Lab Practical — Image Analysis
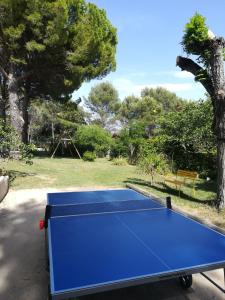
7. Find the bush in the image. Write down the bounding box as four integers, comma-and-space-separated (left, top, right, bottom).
138, 151, 169, 185
75, 125, 113, 157
0, 120, 35, 164
112, 157, 128, 166
82, 151, 96, 162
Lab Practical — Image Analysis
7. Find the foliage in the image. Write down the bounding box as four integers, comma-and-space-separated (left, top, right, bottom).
0, 0, 117, 94
160, 100, 215, 152
18, 143, 36, 164
158, 99, 216, 177
113, 121, 148, 164
141, 87, 185, 113
29, 99, 86, 146
82, 151, 96, 162
84, 82, 120, 129
111, 157, 128, 166
182, 13, 212, 67
75, 125, 113, 156
0, 0, 117, 141
119, 88, 185, 125
138, 151, 168, 185
0, 120, 14, 157
0, 119, 35, 163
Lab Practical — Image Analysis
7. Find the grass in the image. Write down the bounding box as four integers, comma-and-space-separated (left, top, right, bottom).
1, 157, 150, 190
126, 177, 225, 229
1, 157, 225, 228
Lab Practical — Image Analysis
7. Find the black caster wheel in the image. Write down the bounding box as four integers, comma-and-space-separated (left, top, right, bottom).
179, 275, 193, 289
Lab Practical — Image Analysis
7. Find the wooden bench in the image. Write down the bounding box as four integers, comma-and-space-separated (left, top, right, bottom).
164, 170, 198, 197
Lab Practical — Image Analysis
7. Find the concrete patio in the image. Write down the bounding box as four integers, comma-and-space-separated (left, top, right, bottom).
0, 188, 224, 300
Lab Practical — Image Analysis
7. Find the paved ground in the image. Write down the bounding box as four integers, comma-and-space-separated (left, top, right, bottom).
0, 187, 224, 300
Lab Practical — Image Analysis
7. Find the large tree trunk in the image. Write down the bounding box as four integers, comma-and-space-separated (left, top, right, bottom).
0, 97, 6, 120
210, 38, 225, 208
8, 70, 24, 142
217, 140, 225, 208
0, 78, 7, 120
21, 83, 31, 144
21, 96, 29, 144
176, 37, 225, 208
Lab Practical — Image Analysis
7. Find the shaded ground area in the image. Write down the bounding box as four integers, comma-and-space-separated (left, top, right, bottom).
0, 188, 224, 300
125, 177, 225, 229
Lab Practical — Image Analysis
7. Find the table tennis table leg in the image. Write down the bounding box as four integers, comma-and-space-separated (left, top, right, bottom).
200, 269, 225, 293
224, 268, 225, 290
47, 284, 52, 300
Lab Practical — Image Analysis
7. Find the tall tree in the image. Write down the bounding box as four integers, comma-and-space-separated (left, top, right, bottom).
0, 0, 117, 142
29, 99, 86, 144
119, 88, 185, 125
176, 13, 225, 207
84, 82, 120, 129
141, 87, 184, 113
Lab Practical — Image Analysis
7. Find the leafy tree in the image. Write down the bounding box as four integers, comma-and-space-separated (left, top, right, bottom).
84, 82, 120, 129
0, 119, 35, 163
176, 13, 225, 207
158, 99, 216, 177
113, 121, 147, 164
0, 0, 117, 142
119, 95, 162, 126
138, 150, 168, 185
141, 87, 185, 113
0, 120, 15, 157
29, 99, 86, 145
119, 88, 185, 126
75, 124, 113, 156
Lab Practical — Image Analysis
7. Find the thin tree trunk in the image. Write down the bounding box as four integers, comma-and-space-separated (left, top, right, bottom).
8, 70, 24, 142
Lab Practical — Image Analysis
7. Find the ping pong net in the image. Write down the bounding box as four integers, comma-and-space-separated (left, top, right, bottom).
40, 199, 165, 230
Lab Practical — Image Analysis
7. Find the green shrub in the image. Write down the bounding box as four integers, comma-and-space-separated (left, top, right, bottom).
82, 151, 96, 162
0, 120, 35, 164
75, 125, 113, 157
19, 143, 36, 165
112, 157, 128, 166
138, 152, 169, 185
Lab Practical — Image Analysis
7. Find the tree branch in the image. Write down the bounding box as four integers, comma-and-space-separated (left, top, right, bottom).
176, 56, 214, 97
0, 65, 8, 79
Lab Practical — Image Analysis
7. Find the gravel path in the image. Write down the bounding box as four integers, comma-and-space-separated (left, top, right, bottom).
0, 187, 224, 300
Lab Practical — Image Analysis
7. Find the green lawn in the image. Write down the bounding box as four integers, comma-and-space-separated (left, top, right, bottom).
2, 157, 150, 189
2, 157, 225, 228
126, 179, 225, 229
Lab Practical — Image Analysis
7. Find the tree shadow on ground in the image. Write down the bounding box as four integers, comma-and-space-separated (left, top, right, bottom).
0, 200, 47, 300
124, 178, 214, 206
7, 170, 36, 184
195, 180, 216, 193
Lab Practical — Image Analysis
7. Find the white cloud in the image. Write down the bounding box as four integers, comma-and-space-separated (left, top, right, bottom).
173, 71, 194, 79
112, 78, 194, 99
154, 70, 194, 79
129, 72, 147, 78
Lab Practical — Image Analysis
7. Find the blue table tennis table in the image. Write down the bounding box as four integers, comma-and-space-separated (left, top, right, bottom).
42, 188, 225, 299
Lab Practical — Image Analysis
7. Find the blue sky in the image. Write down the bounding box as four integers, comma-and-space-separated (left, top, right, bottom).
73, 0, 225, 101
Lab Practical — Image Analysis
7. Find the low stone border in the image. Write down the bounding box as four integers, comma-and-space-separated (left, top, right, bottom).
126, 183, 225, 236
